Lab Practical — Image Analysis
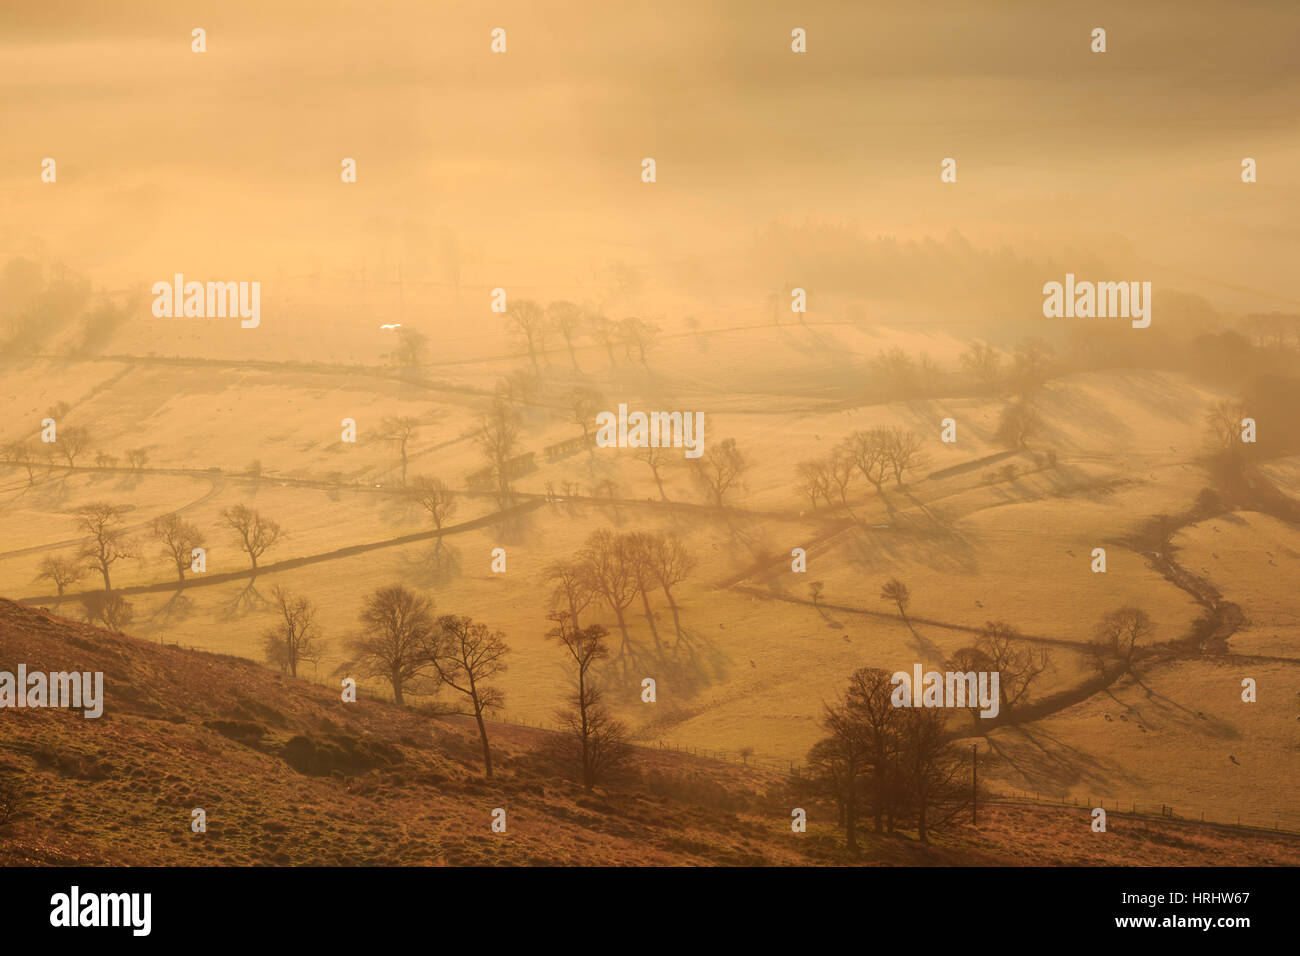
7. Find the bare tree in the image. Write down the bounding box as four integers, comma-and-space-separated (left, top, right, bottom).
795, 457, 832, 511
690, 437, 747, 508
474, 398, 521, 501
945, 646, 998, 722
976, 621, 1049, 713
347, 585, 436, 706
895, 706, 967, 843
994, 402, 1039, 449
55, 425, 90, 467
426, 615, 509, 777
566, 387, 604, 443
843, 667, 906, 835
4, 441, 39, 485
644, 530, 696, 629
960, 341, 1002, 387
506, 299, 546, 370
35, 555, 83, 600
39, 444, 58, 478
618, 317, 660, 367
802, 738, 850, 829
1094, 606, 1154, 666
589, 313, 620, 366
410, 474, 458, 532
873, 347, 916, 395
548, 300, 585, 369
94, 451, 118, 469
811, 667, 966, 847
634, 444, 671, 501
578, 529, 639, 655
621, 532, 666, 650
841, 429, 891, 494
880, 578, 910, 618
263, 586, 324, 678
826, 447, 857, 518
380, 416, 419, 487
812, 668, 905, 850
220, 504, 283, 572
125, 447, 149, 470
71, 502, 134, 591
546, 558, 597, 629
1205, 398, 1248, 453
884, 428, 926, 486
547, 612, 630, 791
392, 327, 428, 368
152, 513, 205, 584
811, 699, 869, 851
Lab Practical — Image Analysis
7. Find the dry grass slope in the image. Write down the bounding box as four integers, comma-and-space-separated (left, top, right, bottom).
1, 599, 1296, 866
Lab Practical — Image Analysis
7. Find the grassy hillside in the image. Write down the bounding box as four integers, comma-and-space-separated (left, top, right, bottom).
2, 599, 1297, 866
3, 325, 1298, 855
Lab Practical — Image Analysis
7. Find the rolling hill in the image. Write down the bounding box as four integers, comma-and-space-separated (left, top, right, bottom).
1, 598, 1296, 866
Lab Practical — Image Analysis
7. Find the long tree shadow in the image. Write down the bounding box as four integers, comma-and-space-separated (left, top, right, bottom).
222, 578, 271, 618
1128, 670, 1241, 740
810, 599, 845, 629
496, 505, 539, 546
114, 470, 147, 493
901, 614, 946, 661
402, 540, 463, 589
987, 723, 1132, 796
842, 519, 981, 577
150, 590, 197, 627
31, 474, 75, 510
559, 493, 588, 520
607, 623, 729, 699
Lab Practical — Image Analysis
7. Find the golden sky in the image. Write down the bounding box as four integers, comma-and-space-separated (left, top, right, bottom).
2, 0, 1297, 310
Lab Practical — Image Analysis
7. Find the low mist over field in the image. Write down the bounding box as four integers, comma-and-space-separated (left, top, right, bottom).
1, 0, 1298, 870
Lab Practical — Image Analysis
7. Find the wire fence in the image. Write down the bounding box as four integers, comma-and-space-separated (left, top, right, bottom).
140, 676, 1299, 837
985, 787, 1300, 837
485, 711, 1300, 836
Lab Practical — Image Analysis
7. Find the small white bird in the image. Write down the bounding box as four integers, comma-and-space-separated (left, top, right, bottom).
380, 323, 402, 330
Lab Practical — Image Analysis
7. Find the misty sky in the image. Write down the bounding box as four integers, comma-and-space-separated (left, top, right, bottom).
2, 0, 1297, 311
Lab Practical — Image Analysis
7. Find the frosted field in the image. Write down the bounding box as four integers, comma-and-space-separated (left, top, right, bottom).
975, 658, 1300, 831
2, 324, 1297, 791
1173, 511, 1300, 660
